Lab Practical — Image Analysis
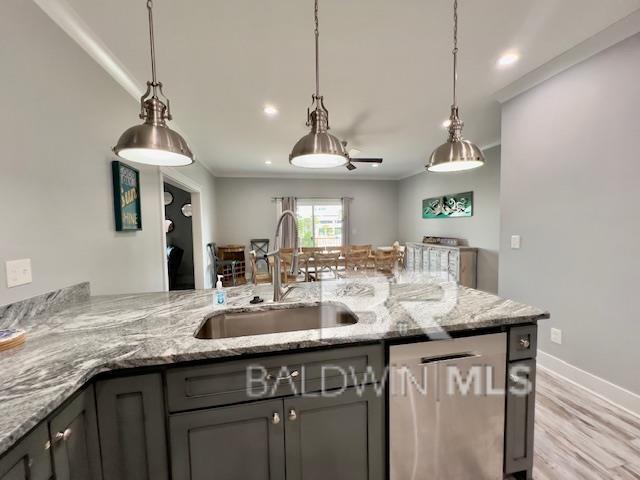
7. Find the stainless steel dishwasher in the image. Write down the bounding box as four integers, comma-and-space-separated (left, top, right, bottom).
389, 333, 506, 480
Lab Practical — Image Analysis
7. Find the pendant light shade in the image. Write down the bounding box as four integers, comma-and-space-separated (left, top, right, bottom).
113, 0, 193, 167
290, 100, 348, 168
290, 0, 348, 169
427, 0, 484, 173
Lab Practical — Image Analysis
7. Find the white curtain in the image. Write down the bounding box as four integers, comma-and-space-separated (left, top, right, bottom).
342, 197, 351, 246
275, 197, 297, 248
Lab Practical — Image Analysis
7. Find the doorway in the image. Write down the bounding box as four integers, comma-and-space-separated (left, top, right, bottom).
159, 167, 206, 291
164, 183, 194, 290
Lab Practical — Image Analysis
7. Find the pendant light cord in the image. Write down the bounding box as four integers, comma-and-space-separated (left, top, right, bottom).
314, 0, 320, 99
147, 0, 158, 97
452, 0, 458, 108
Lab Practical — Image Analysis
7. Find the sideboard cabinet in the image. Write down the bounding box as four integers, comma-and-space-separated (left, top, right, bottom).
404, 242, 478, 288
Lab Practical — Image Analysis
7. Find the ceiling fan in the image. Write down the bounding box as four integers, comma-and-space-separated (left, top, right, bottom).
341, 141, 383, 171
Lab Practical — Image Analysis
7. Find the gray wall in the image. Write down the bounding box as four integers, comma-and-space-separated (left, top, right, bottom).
500, 34, 640, 394
214, 177, 399, 249
397, 147, 501, 293
0, 0, 216, 305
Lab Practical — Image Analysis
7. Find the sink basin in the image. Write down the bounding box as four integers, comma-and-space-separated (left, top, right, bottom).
195, 304, 358, 339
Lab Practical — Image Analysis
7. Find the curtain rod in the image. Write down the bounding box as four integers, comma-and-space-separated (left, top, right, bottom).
271, 196, 353, 200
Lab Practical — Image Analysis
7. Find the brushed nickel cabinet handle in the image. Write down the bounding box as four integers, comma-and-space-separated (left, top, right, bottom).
288, 409, 297, 421
272, 412, 281, 425
54, 428, 72, 444
519, 338, 531, 349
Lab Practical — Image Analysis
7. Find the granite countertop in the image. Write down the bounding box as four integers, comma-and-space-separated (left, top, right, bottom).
0, 273, 548, 456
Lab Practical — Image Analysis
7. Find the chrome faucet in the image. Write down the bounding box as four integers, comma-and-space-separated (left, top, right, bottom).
267, 210, 300, 302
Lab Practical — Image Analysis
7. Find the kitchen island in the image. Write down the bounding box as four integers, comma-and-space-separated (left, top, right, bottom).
0, 273, 548, 480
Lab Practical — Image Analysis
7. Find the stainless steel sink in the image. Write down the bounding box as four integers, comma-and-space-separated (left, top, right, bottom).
195, 304, 358, 339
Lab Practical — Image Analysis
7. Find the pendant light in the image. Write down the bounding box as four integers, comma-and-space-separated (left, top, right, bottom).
113, 0, 193, 167
289, 0, 348, 169
427, 0, 484, 173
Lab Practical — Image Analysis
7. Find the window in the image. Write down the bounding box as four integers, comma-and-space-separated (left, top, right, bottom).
296, 199, 343, 248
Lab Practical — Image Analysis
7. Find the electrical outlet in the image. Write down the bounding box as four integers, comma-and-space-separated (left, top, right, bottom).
550, 328, 562, 345
6, 259, 32, 288
511, 235, 521, 249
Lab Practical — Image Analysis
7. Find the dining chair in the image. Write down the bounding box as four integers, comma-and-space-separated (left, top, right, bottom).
311, 251, 341, 280
279, 248, 305, 283
344, 249, 370, 276
374, 250, 398, 276
249, 239, 270, 272
249, 250, 271, 285
206, 243, 237, 286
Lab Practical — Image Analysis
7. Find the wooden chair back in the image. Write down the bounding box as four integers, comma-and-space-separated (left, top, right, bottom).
349, 244, 372, 255
312, 251, 341, 279
249, 250, 271, 285
345, 250, 370, 273
374, 250, 397, 274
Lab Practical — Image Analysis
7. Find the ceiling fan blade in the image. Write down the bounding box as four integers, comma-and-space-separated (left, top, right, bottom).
350, 158, 383, 164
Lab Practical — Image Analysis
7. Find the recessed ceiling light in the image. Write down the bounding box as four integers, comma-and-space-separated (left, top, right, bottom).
265, 160, 272, 165
497, 51, 520, 68
442, 119, 451, 128
263, 104, 278, 117
371, 163, 379, 168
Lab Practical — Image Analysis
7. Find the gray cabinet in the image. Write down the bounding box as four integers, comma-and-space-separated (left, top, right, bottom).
284, 386, 384, 480
49, 387, 102, 480
505, 322, 537, 480
96, 374, 169, 480
170, 399, 286, 480
0, 424, 51, 480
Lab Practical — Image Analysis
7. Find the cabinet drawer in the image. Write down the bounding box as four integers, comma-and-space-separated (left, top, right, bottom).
0, 424, 51, 480
508, 325, 537, 361
166, 344, 384, 412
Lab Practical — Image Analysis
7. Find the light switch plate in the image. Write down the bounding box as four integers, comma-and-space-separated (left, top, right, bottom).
6, 259, 32, 288
511, 235, 521, 249
550, 328, 562, 345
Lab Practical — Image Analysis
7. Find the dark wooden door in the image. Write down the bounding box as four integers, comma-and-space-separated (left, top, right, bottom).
49, 387, 102, 480
96, 374, 169, 480
170, 399, 285, 480
284, 386, 384, 480
505, 359, 537, 476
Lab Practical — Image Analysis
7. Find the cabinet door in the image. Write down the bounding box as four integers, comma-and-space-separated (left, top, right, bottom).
284, 386, 384, 480
50, 387, 102, 480
170, 400, 285, 480
505, 359, 536, 476
0, 424, 51, 480
96, 374, 169, 480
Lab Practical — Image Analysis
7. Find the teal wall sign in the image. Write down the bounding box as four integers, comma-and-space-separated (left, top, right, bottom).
422, 191, 473, 219
112, 161, 142, 231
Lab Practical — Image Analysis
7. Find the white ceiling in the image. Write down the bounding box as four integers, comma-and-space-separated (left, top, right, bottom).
43, 0, 640, 179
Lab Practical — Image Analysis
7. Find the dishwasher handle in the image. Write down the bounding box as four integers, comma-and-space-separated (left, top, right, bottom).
420, 352, 480, 365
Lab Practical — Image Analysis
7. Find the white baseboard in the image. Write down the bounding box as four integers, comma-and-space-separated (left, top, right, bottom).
537, 350, 640, 419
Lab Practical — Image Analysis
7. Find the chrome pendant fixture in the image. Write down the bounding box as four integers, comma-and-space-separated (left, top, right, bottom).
113, 0, 193, 167
289, 0, 348, 169
427, 0, 484, 173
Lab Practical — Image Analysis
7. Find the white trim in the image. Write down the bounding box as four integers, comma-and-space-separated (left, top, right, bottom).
537, 350, 640, 419
160, 167, 207, 291
494, 8, 640, 103
33, 0, 141, 99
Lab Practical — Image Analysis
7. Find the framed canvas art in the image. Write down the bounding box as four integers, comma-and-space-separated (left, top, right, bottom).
422, 191, 473, 219
112, 161, 142, 231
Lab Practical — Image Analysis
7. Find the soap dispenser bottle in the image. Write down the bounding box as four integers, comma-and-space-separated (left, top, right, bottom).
215, 275, 226, 305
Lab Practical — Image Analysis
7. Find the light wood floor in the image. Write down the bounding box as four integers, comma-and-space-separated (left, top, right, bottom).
534, 369, 640, 479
